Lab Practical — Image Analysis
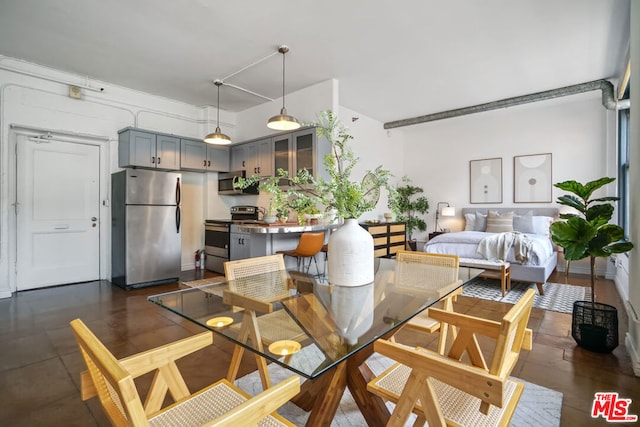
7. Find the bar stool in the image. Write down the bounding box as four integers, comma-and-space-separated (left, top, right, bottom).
277, 232, 325, 276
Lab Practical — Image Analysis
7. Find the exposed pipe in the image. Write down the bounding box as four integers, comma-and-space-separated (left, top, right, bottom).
384, 79, 616, 129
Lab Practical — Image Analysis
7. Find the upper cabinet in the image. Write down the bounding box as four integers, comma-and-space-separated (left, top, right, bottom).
180, 138, 229, 172
292, 127, 330, 180
231, 138, 273, 176
118, 129, 180, 170
231, 126, 328, 183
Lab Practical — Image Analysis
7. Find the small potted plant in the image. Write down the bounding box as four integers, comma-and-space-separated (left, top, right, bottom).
387, 176, 429, 250
550, 177, 633, 352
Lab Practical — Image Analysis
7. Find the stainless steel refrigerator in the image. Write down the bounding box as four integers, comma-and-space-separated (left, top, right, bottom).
111, 169, 181, 289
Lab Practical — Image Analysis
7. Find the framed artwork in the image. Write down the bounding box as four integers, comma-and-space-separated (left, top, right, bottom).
514, 153, 552, 203
469, 158, 502, 204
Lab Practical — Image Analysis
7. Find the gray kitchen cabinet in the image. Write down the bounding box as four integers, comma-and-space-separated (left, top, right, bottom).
180, 138, 207, 171
180, 139, 230, 172
293, 127, 330, 180
229, 231, 267, 260
207, 145, 230, 172
230, 138, 273, 176
118, 128, 180, 170
229, 232, 250, 260
230, 144, 247, 171
271, 126, 330, 183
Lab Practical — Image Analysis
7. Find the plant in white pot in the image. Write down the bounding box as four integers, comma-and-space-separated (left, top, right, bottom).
311, 110, 395, 286
549, 177, 633, 352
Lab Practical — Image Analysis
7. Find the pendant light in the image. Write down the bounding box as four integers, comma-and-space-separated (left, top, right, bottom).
204, 80, 232, 145
267, 45, 300, 131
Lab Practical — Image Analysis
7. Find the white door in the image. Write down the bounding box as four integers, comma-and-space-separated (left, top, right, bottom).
16, 136, 101, 290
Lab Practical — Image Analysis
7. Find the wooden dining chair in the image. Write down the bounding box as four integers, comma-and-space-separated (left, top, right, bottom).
224, 254, 307, 390
393, 250, 461, 354
70, 318, 300, 427
367, 288, 536, 427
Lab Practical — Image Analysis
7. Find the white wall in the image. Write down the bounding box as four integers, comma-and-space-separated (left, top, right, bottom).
399, 92, 609, 247
625, 0, 640, 376
0, 56, 236, 296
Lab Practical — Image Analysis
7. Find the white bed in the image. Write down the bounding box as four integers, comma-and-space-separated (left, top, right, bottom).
423, 207, 559, 286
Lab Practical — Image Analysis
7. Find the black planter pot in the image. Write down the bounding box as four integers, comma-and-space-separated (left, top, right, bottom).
407, 240, 417, 251
571, 300, 618, 353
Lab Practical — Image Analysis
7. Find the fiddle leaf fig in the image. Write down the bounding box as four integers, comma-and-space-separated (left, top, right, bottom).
549, 177, 633, 302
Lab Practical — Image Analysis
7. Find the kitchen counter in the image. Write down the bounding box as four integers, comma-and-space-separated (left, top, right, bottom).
231, 222, 339, 234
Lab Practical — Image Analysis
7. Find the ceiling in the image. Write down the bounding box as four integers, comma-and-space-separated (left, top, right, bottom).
0, 0, 630, 124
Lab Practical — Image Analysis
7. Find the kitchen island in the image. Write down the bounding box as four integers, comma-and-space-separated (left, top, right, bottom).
229, 222, 338, 271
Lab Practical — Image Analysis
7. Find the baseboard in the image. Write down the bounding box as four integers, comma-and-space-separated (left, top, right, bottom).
624, 333, 640, 376
0, 290, 12, 299
624, 300, 640, 377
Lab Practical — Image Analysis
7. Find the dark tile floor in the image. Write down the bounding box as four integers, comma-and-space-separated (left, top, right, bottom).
0, 269, 638, 426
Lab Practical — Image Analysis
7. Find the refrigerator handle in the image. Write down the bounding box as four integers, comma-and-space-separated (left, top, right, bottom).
176, 206, 181, 233
175, 178, 181, 205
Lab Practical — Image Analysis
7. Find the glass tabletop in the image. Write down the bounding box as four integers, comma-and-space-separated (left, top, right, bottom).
148, 258, 483, 379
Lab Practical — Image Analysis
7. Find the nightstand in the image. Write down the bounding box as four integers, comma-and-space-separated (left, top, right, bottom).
428, 231, 447, 240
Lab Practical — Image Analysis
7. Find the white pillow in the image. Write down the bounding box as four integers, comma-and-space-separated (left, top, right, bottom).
513, 211, 534, 233
474, 212, 488, 231
532, 216, 554, 236
464, 213, 476, 231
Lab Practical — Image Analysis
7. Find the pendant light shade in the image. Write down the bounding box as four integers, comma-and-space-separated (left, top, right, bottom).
267, 45, 300, 131
204, 80, 232, 145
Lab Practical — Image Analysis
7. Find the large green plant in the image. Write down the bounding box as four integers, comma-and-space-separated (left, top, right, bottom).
387, 176, 429, 240
313, 110, 395, 219
549, 177, 633, 301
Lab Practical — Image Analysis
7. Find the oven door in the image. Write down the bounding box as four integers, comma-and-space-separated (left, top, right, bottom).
205, 224, 229, 258
205, 224, 229, 273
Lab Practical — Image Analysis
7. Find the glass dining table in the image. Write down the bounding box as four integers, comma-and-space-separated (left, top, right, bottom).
148, 258, 483, 426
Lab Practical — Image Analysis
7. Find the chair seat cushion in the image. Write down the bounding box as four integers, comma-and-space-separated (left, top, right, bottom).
149, 379, 293, 427
369, 362, 523, 427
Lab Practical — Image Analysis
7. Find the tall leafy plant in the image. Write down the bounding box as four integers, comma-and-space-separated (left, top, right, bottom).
549, 177, 633, 302
387, 176, 429, 241
312, 110, 395, 219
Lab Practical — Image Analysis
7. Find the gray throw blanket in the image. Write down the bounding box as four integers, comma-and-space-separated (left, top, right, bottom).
477, 231, 533, 264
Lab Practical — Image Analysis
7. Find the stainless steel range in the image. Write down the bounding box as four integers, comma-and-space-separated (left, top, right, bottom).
204, 206, 260, 273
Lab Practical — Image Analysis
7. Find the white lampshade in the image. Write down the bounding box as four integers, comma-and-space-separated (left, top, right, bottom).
441, 206, 455, 217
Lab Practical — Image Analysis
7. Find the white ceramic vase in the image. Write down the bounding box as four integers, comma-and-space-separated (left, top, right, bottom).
327, 218, 374, 286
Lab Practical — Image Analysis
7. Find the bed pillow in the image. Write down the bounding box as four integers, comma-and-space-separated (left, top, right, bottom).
513, 211, 534, 233
474, 212, 487, 231
485, 211, 514, 233
532, 216, 554, 237
464, 213, 476, 231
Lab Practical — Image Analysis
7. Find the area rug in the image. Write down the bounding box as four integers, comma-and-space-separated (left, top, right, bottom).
235, 353, 563, 426
462, 277, 591, 314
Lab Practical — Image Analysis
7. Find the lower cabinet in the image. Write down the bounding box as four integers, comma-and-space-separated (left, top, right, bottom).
229, 232, 268, 261
360, 222, 406, 258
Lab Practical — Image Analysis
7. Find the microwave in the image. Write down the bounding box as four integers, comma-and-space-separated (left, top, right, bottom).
218, 170, 259, 195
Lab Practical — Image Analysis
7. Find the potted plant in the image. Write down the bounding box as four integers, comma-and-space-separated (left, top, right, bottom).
388, 176, 429, 250
311, 110, 395, 286
549, 177, 633, 352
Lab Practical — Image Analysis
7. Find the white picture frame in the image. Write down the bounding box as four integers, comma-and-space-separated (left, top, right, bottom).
514, 153, 552, 203
469, 158, 502, 204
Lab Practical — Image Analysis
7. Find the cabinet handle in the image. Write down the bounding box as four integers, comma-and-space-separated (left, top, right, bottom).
157, 157, 161, 164
152, 156, 155, 164
203, 160, 207, 167
208, 160, 211, 167
257, 167, 261, 174
242, 160, 245, 167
